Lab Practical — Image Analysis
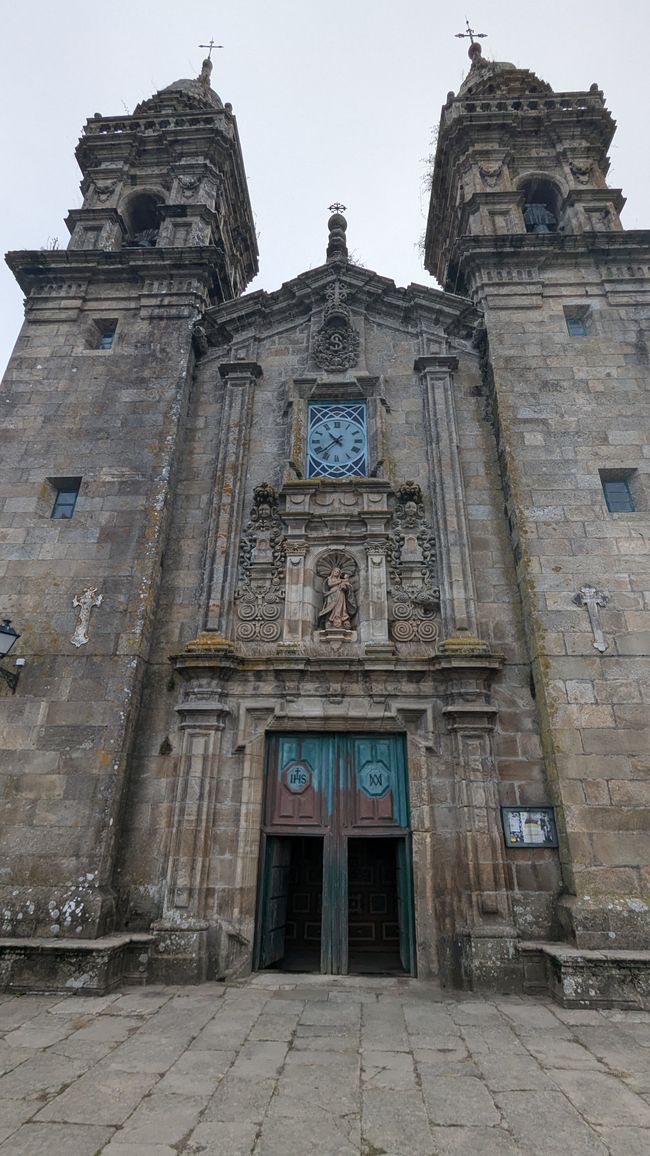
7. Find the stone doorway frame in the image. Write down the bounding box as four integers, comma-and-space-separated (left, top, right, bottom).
154, 641, 518, 991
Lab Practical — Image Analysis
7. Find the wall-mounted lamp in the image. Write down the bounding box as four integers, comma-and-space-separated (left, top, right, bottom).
0, 619, 21, 693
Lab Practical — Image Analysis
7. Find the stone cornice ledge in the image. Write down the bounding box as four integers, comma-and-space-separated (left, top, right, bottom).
431, 635, 504, 673
5, 246, 223, 293
171, 633, 504, 679
414, 355, 460, 373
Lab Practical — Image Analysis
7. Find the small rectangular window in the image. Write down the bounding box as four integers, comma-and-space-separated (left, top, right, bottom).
564, 304, 590, 336
49, 476, 82, 519
601, 478, 635, 513
566, 317, 586, 336
96, 320, 117, 350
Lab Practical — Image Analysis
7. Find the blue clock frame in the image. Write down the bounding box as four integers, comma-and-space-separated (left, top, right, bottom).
307, 401, 368, 479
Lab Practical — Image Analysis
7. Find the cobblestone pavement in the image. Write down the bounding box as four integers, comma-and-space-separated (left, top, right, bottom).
0, 974, 649, 1154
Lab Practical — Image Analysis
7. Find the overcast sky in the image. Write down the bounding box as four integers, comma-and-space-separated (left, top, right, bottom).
1, 0, 649, 373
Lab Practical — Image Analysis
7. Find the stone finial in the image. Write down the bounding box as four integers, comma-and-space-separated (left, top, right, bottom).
198, 57, 213, 91
326, 205, 349, 264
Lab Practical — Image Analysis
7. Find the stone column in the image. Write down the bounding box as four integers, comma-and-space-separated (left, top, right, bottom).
153, 650, 232, 983
440, 662, 519, 991
282, 541, 308, 644
204, 362, 261, 634
416, 355, 480, 642
365, 542, 390, 647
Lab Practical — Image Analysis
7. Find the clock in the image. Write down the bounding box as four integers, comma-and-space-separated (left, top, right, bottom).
307, 401, 368, 479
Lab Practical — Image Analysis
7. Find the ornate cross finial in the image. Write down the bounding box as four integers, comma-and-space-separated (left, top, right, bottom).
454, 18, 487, 45
199, 39, 224, 60
328, 202, 347, 215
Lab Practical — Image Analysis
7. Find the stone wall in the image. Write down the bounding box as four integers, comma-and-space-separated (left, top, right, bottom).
115, 271, 562, 982
472, 240, 650, 949
0, 270, 202, 938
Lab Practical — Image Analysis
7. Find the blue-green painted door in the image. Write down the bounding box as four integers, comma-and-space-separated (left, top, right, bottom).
259, 733, 415, 975
257, 835, 291, 968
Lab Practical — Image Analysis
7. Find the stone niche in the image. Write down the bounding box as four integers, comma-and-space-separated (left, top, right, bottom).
232, 476, 442, 655
280, 477, 392, 651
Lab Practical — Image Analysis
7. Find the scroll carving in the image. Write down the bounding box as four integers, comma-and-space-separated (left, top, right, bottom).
387, 482, 440, 643
234, 484, 286, 642
312, 280, 360, 372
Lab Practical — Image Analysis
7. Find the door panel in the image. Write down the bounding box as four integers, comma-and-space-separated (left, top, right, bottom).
265, 734, 335, 829
397, 837, 416, 973
259, 734, 415, 975
259, 837, 291, 967
348, 839, 401, 953
348, 736, 408, 829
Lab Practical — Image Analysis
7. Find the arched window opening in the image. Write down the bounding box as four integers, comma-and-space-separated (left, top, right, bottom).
520, 178, 560, 234
123, 194, 162, 248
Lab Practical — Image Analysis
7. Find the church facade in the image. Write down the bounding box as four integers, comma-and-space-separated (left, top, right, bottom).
0, 46, 648, 1003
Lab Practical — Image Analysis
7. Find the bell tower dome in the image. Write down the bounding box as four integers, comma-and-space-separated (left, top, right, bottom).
63, 55, 258, 302
425, 42, 625, 292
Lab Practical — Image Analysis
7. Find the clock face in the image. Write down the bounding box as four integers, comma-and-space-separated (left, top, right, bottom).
307, 402, 368, 479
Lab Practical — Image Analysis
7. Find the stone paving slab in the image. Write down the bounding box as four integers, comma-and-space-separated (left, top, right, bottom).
0, 976, 648, 1153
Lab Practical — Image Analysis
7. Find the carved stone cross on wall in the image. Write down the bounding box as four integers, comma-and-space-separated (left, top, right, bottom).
573, 585, 609, 653
71, 587, 103, 648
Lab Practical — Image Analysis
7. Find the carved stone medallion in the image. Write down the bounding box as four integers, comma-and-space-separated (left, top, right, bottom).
312, 280, 360, 372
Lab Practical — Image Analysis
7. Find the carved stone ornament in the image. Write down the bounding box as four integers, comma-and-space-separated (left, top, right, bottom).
573, 585, 609, 653
178, 175, 201, 199
71, 587, 103, 648
387, 482, 440, 644
91, 179, 118, 202
234, 485, 286, 642
569, 160, 593, 185
191, 321, 209, 356
312, 280, 360, 372
478, 161, 504, 188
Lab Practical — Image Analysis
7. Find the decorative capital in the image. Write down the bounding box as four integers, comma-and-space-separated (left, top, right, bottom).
414, 355, 459, 374
218, 362, 263, 382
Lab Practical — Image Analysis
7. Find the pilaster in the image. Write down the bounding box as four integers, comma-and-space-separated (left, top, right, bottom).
416, 355, 481, 642
204, 362, 262, 633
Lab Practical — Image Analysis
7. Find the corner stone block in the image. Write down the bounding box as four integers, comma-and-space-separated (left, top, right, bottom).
151, 921, 209, 984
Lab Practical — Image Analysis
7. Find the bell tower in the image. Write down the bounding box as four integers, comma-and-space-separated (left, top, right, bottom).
0, 58, 257, 947
425, 42, 650, 966
426, 41, 625, 293
63, 53, 257, 301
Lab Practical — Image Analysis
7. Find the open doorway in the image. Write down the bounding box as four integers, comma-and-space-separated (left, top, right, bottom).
258, 836, 323, 973
347, 838, 408, 975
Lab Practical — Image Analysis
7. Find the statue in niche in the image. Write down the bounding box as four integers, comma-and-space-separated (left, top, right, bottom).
319, 567, 355, 630
315, 552, 359, 639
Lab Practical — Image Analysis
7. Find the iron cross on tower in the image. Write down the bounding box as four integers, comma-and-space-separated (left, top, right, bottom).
199, 39, 224, 59
454, 18, 487, 46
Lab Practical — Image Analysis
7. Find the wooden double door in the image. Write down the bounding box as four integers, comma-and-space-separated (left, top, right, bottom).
255, 734, 415, 975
